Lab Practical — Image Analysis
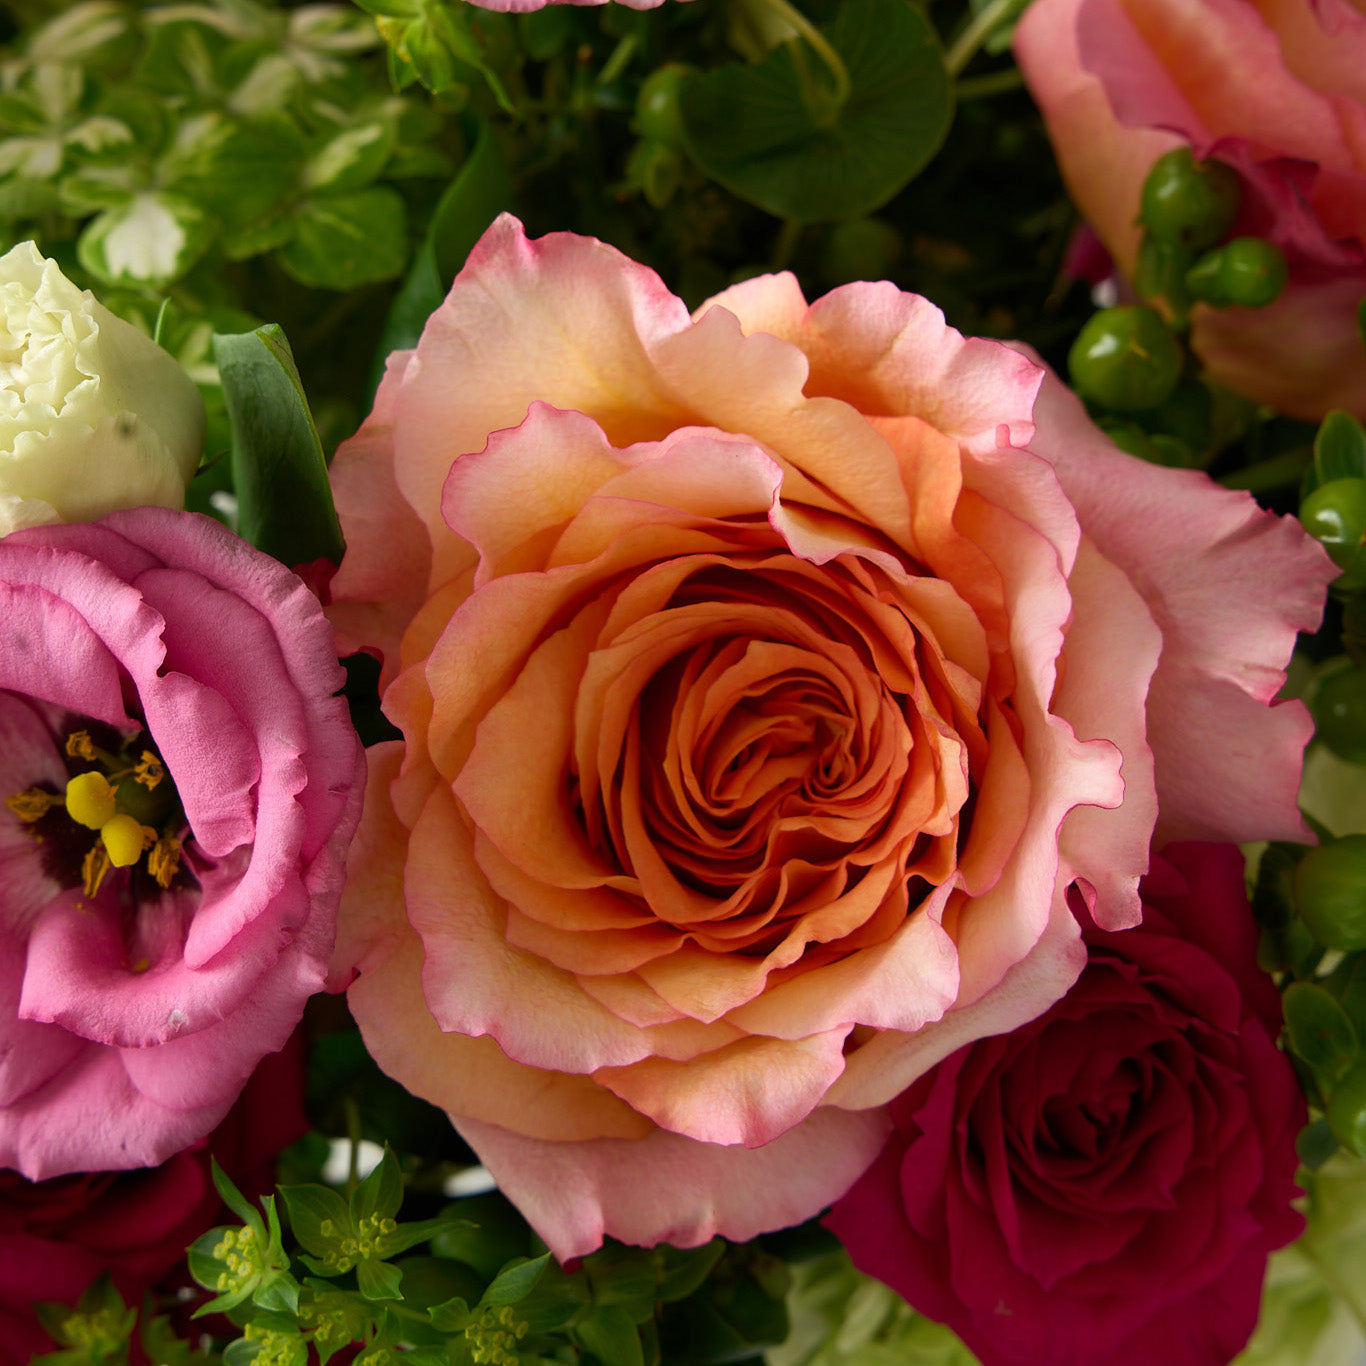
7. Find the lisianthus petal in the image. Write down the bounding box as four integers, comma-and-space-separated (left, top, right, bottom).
457, 1106, 894, 1261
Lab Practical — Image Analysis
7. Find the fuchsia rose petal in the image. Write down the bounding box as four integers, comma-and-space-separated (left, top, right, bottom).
0, 507, 363, 1177
826, 844, 1306, 1366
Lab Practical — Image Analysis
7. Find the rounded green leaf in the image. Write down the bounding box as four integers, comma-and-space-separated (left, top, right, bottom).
679, 0, 953, 224
278, 186, 409, 291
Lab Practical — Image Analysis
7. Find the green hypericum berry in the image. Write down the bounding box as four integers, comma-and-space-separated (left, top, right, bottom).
1139, 148, 1241, 251
1294, 835, 1366, 950
1308, 658, 1366, 764
1068, 305, 1184, 412
1299, 476, 1366, 591
1185, 237, 1288, 308
635, 65, 691, 147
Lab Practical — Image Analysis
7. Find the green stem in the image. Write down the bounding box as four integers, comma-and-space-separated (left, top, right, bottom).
944, 0, 1019, 77
955, 67, 1025, 100
755, 0, 851, 109
597, 33, 636, 86
772, 218, 802, 271
344, 1096, 363, 1199
1218, 447, 1311, 494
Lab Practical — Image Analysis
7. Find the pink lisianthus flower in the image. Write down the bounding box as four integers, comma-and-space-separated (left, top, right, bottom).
826, 843, 1306, 1366
0, 506, 364, 1178
1014, 0, 1366, 421
327, 215, 1331, 1262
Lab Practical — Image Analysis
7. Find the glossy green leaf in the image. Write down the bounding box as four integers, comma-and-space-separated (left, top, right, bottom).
1312, 409, 1366, 489
280, 1183, 351, 1257
481, 1252, 551, 1308
278, 185, 409, 290
352, 1146, 404, 1224
212, 323, 345, 568
1285, 980, 1360, 1085
679, 0, 952, 223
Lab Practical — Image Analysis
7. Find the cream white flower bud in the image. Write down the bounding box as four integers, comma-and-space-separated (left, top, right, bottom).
0, 241, 204, 534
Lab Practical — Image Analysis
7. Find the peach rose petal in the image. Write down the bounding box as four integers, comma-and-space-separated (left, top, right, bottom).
457, 1106, 895, 1262
406, 786, 660, 1073
592, 1030, 850, 1148
327, 352, 430, 683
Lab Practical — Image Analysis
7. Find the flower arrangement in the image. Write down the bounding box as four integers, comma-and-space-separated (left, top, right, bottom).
0, 1, 1363, 1364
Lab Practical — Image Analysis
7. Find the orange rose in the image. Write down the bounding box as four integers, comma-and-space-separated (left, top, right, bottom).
327, 217, 1329, 1259
1015, 0, 1366, 421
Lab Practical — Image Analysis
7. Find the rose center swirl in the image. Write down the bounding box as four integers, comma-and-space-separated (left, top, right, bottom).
569, 556, 986, 932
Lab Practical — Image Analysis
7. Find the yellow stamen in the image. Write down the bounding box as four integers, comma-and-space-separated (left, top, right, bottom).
65, 731, 97, 761
81, 844, 111, 898
101, 813, 152, 868
148, 834, 181, 889
65, 772, 118, 830
133, 751, 164, 790
5, 788, 58, 822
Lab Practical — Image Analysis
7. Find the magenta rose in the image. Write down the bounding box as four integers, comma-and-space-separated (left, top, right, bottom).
0, 506, 363, 1177
0, 1038, 308, 1365
826, 842, 1306, 1366
1014, 0, 1366, 421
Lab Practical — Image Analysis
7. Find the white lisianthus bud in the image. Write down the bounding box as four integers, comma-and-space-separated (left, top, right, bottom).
0, 241, 204, 534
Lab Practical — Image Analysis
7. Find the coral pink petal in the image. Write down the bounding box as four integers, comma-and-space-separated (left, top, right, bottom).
1014, 0, 1181, 272
396, 215, 691, 546
457, 1106, 894, 1262
1025, 361, 1334, 843
327, 350, 432, 685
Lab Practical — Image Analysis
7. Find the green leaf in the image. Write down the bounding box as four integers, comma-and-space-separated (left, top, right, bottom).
254, 1271, 301, 1316
369, 114, 511, 383
1313, 410, 1366, 487
212, 323, 345, 567
1296, 1115, 1340, 1169
515, 1264, 590, 1334
357, 1257, 405, 1302
576, 1304, 645, 1366
278, 185, 408, 290
428, 1295, 472, 1332
77, 190, 213, 285
481, 1252, 551, 1309
1285, 980, 1360, 1085
212, 1159, 265, 1231
160, 112, 304, 226
679, 0, 953, 223
304, 120, 397, 194
282, 1183, 352, 1259
656, 1240, 726, 1303
352, 1146, 404, 1224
